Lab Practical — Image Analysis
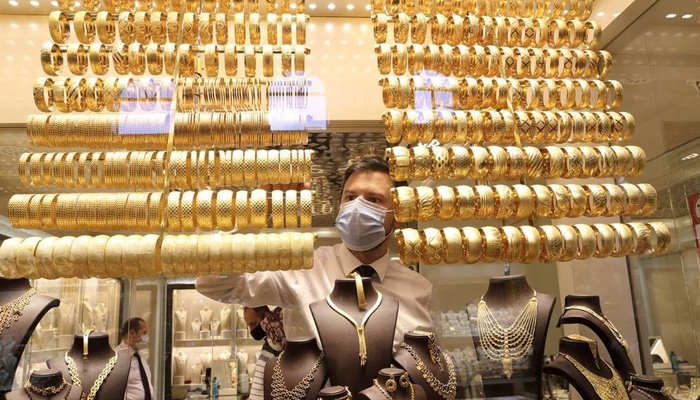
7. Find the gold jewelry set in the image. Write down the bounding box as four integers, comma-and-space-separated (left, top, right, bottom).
558, 351, 627, 400
381, 77, 623, 111
270, 351, 325, 400
27, 112, 309, 149
19, 149, 313, 189
387, 145, 646, 181
477, 291, 538, 379
374, 0, 669, 268
395, 222, 670, 265
0, 232, 316, 279
24, 377, 71, 400
400, 332, 457, 400
0, 287, 37, 337
373, 372, 415, 400
391, 183, 657, 222
382, 110, 635, 145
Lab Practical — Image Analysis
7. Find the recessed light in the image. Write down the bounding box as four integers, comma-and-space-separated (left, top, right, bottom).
346, 3, 354, 9
666, 13, 677, 18
74, 1, 80, 5
364, 4, 370, 10
290, 2, 296, 7
51, 0, 57, 5
596, 11, 604, 17
30, 0, 39, 5
327, 2, 335, 9
8, 0, 18, 5
682, 14, 692, 19
308, 2, 316, 8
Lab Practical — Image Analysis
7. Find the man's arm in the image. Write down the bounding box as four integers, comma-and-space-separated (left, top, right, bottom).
195, 271, 297, 308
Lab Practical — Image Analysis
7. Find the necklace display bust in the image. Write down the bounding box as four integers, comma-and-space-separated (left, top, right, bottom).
5, 369, 83, 400
264, 338, 327, 400
629, 375, 673, 400
357, 368, 427, 400
393, 331, 458, 400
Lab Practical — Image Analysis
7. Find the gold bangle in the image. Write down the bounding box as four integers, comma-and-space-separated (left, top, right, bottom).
549, 184, 571, 218
33, 78, 54, 112
434, 186, 456, 221
104, 235, 125, 278
267, 14, 278, 45
602, 183, 625, 217
396, 229, 421, 265
249, 189, 268, 228
442, 227, 463, 264
532, 184, 553, 218
414, 186, 436, 221
499, 226, 523, 262
284, 189, 298, 228
647, 222, 670, 255
249, 13, 261, 45
244, 45, 256, 77
519, 225, 540, 264
539, 225, 564, 263
128, 43, 146, 75
375, 44, 391, 75
571, 224, 596, 260
296, 14, 306, 45
638, 183, 658, 215
479, 227, 502, 263
87, 235, 109, 278
75, 11, 96, 44
49, 11, 71, 44
180, 191, 196, 231
493, 184, 514, 219
584, 184, 607, 217
262, 45, 274, 77
420, 227, 444, 265
386, 146, 411, 182
610, 223, 633, 258
555, 225, 578, 262
67, 43, 88, 75
289, 232, 305, 270
458, 226, 480, 264
592, 223, 615, 258
300, 190, 313, 228
565, 184, 587, 218
204, 44, 219, 77
619, 183, 644, 216
195, 190, 215, 230
453, 185, 475, 220
224, 44, 238, 76
281, 13, 293, 45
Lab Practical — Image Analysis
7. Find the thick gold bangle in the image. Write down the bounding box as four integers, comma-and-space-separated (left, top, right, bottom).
479, 226, 502, 263
281, 13, 293, 45
390, 187, 414, 223
249, 189, 268, 228
300, 190, 313, 228
592, 223, 615, 258
441, 227, 463, 264
510, 184, 533, 219
296, 14, 306, 45
571, 224, 596, 260
284, 189, 298, 228
266, 14, 278, 45
532, 184, 553, 218
557, 225, 578, 262
414, 186, 435, 221
549, 184, 571, 218
434, 186, 456, 220
420, 228, 444, 265
647, 222, 670, 255
290, 232, 304, 270
396, 229, 421, 265
492, 184, 514, 219
619, 183, 644, 216
499, 226, 523, 262
539, 225, 564, 263
372, 13, 388, 43
609, 223, 633, 258
584, 184, 607, 217
49, 11, 71, 44
33, 78, 54, 112
75, 11, 96, 44
301, 232, 315, 270
249, 13, 261, 45
602, 183, 625, 217
459, 226, 480, 264
519, 225, 540, 264
386, 146, 411, 182
86, 235, 108, 278
67, 43, 88, 75
638, 183, 658, 215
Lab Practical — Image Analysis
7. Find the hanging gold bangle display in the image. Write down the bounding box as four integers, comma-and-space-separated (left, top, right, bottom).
49, 11, 70, 43
83, 328, 94, 362
350, 272, 367, 308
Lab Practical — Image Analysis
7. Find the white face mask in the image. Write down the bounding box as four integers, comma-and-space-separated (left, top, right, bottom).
138, 334, 149, 346
335, 197, 394, 252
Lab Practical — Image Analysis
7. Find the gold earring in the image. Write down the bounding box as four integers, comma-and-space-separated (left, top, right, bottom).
399, 373, 410, 388
385, 375, 397, 393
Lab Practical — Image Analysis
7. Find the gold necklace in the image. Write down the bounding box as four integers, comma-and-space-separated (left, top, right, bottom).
559, 353, 627, 400
476, 291, 538, 379
409, 330, 442, 370
630, 383, 676, 400
24, 377, 68, 397
400, 342, 456, 400
24, 384, 72, 400
65, 351, 119, 400
326, 292, 383, 366
0, 287, 37, 337
270, 351, 324, 400
563, 305, 631, 356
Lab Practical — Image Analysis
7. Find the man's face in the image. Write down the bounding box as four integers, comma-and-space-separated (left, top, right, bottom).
243, 308, 263, 332
340, 171, 398, 235
129, 321, 148, 344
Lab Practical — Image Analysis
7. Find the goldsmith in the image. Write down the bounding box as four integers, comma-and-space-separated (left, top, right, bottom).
477, 290, 538, 379
325, 292, 383, 366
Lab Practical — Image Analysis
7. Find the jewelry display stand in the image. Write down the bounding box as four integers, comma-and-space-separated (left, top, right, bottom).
310, 277, 399, 395
393, 331, 458, 400
558, 295, 636, 381
465, 275, 555, 398
356, 368, 427, 400
263, 338, 328, 400
175, 308, 187, 340
629, 375, 673, 400
543, 336, 629, 400
5, 369, 82, 400
318, 386, 353, 400
0, 278, 60, 395
47, 332, 130, 400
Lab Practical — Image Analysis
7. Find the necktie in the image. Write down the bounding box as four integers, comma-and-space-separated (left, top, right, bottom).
353, 264, 376, 278
134, 352, 152, 400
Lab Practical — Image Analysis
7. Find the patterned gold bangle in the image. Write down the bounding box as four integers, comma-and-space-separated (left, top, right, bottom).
453, 185, 474, 220
244, 45, 256, 77
619, 183, 643, 216
274, 232, 290, 271
195, 234, 211, 275
198, 12, 213, 45
284, 189, 298, 228
439, 227, 461, 264
414, 186, 436, 221
434, 186, 455, 220
208, 234, 224, 275
394, 229, 418, 265
584, 184, 607, 217
281, 13, 293, 44
49, 11, 71, 44
249, 13, 261, 45
391, 186, 415, 222
296, 14, 306, 45
182, 13, 198, 45
235, 190, 249, 230
299, 190, 313, 227
571, 224, 596, 260
269, 190, 285, 228
289, 232, 304, 270
249, 189, 268, 228
609, 223, 633, 258
474, 185, 495, 219
418, 228, 442, 265
411, 146, 431, 181
243, 233, 257, 273
253, 233, 268, 272
266, 14, 278, 45
180, 191, 196, 231
301, 232, 315, 270
477, 226, 500, 263
592, 223, 615, 258
538, 225, 563, 263
86, 235, 108, 278
204, 44, 219, 77
104, 235, 125, 278
499, 226, 523, 262
195, 190, 215, 230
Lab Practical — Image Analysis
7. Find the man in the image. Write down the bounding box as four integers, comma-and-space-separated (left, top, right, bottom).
244, 306, 285, 400
196, 156, 433, 349
117, 317, 154, 400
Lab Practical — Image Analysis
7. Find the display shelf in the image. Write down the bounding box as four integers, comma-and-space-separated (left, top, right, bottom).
174, 339, 233, 348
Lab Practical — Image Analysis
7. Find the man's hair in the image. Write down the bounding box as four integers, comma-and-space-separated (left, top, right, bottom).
244, 306, 269, 319
340, 155, 406, 195
120, 317, 145, 338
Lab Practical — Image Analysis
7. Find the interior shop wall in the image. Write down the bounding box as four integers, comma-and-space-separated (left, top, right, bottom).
0, 15, 384, 124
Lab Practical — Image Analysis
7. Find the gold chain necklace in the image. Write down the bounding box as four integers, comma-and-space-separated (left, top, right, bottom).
563, 305, 631, 356
325, 292, 383, 366
0, 287, 37, 337
65, 351, 119, 400
476, 291, 538, 379
559, 353, 627, 400
373, 378, 415, 400
270, 351, 324, 400
24, 385, 72, 400
24, 377, 69, 398
630, 383, 676, 400
409, 330, 442, 370
400, 342, 456, 400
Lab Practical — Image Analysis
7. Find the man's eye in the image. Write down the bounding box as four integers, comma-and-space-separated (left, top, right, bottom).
368, 198, 380, 203
345, 195, 356, 201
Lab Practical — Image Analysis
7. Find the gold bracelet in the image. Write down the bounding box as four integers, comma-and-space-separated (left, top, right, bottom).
519, 225, 540, 264
296, 14, 307, 45
414, 186, 436, 221
300, 190, 313, 228
249, 13, 261, 45
609, 223, 633, 258
434, 186, 456, 221
249, 189, 268, 228
419, 228, 444, 265
619, 183, 643, 216
592, 223, 615, 258
478, 226, 501, 263
284, 189, 298, 228
49, 11, 71, 44
395, 229, 419, 265
386, 146, 410, 182
498, 226, 523, 262
539, 225, 564, 263
204, 44, 219, 77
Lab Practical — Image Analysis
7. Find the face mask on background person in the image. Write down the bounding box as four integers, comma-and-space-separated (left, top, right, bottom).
250, 324, 266, 341
335, 197, 394, 252
138, 334, 149, 346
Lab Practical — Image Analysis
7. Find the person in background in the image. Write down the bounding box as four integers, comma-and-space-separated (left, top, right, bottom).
244, 306, 286, 400
196, 156, 433, 351
117, 317, 154, 400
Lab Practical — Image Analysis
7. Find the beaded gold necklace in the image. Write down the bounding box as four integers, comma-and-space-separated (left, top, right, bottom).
0, 287, 37, 337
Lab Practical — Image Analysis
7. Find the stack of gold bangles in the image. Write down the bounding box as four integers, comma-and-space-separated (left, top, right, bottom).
19, 149, 313, 189
26, 112, 309, 149
373, 13, 597, 44
375, 44, 610, 79
386, 145, 646, 181
390, 183, 657, 222
382, 110, 635, 144
8, 189, 314, 231
380, 77, 624, 111
0, 232, 317, 279
395, 223, 669, 265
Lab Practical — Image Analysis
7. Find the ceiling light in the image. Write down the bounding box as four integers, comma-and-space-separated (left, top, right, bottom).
327, 2, 335, 9
308, 2, 316, 8
51, 0, 57, 5
346, 3, 354, 9
596, 11, 604, 17
8, 0, 18, 5
682, 14, 693, 19
365, 4, 370, 10
666, 13, 677, 18
30, 0, 39, 5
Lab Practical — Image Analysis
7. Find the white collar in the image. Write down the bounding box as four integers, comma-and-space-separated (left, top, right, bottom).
338, 243, 390, 282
